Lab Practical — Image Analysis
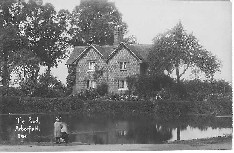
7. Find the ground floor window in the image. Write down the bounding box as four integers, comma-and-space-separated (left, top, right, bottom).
86, 80, 96, 89
118, 80, 128, 90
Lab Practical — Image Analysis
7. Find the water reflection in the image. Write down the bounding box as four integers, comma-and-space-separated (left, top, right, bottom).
0, 114, 232, 144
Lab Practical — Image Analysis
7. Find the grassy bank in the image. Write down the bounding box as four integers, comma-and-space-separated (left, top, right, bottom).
168, 134, 232, 145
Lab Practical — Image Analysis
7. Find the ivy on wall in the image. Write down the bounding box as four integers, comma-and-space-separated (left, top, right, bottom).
93, 65, 104, 80
66, 65, 76, 95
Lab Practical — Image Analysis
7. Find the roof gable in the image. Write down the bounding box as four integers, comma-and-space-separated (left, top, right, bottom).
66, 45, 107, 65
107, 43, 152, 63
66, 43, 152, 65
91, 44, 115, 59
66, 46, 86, 65
126, 44, 152, 62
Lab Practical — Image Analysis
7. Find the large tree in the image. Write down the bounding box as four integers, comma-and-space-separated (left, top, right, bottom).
70, 0, 127, 46
0, 0, 71, 92
148, 22, 221, 83
22, 0, 70, 74
0, 0, 27, 87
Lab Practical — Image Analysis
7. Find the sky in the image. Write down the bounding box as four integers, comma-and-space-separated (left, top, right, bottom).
39, 0, 232, 84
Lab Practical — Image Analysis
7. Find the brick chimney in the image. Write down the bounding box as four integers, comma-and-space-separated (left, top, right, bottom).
113, 26, 123, 46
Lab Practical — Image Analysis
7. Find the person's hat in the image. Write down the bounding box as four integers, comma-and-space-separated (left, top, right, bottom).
56, 116, 61, 121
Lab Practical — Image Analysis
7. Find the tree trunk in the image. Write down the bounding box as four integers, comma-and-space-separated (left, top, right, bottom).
2, 55, 9, 87
45, 65, 51, 93
175, 63, 182, 99
175, 64, 180, 84
47, 65, 51, 75
177, 126, 181, 140
34, 68, 40, 82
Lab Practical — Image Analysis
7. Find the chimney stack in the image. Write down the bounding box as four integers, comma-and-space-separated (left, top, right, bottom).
113, 26, 123, 46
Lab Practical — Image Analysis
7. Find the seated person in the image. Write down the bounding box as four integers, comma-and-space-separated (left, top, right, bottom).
60, 122, 69, 143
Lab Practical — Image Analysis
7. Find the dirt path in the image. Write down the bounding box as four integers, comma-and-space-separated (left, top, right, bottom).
0, 136, 232, 151
0, 143, 231, 151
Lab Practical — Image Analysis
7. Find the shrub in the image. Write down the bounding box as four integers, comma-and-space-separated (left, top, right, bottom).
96, 82, 108, 96
74, 89, 99, 100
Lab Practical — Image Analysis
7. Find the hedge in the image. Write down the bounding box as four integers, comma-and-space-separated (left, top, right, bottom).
0, 96, 84, 114
153, 99, 232, 120
83, 100, 155, 116
0, 96, 232, 119
153, 100, 191, 120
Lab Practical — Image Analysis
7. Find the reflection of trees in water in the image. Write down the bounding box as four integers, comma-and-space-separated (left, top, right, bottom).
157, 115, 232, 131
126, 121, 173, 144
0, 114, 231, 144
0, 115, 2, 141
155, 118, 188, 141
154, 115, 232, 140
69, 116, 110, 133
187, 116, 232, 130
0, 115, 18, 142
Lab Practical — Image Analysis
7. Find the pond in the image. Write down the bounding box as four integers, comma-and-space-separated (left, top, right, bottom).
0, 114, 232, 144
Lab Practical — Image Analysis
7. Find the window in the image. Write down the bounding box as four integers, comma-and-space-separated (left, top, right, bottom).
118, 80, 128, 90
0, 76, 2, 87
87, 80, 89, 88
87, 80, 96, 89
116, 130, 127, 136
118, 80, 124, 89
119, 62, 127, 71
88, 61, 96, 71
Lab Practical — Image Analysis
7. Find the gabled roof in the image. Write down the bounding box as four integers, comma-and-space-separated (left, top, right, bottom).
125, 44, 152, 62
91, 44, 116, 59
66, 44, 113, 65
66, 46, 87, 65
66, 43, 152, 65
107, 43, 152, 62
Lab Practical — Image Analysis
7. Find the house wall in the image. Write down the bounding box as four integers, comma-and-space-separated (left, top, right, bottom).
107, 48, 140, 94
75, 48, 108, 94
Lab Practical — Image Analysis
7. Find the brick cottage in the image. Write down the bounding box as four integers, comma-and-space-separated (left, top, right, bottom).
66, 29, 152, 94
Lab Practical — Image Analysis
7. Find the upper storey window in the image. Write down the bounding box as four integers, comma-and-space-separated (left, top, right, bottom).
119, 62, 127, 71
88, 61, 96, 71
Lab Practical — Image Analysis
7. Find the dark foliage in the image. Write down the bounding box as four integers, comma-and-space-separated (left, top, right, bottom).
70, 0, 127, 46
0, 96, 232, 119
96, 82, 108, 96
133, 74, 174, 99
19, 73, 66, 98
148, 21, 220, 81
0, 96, 84, 114
0, 86, 22, 96
183, 79, 232, 101
75, 89, 100, 100
66, 65, 76, 96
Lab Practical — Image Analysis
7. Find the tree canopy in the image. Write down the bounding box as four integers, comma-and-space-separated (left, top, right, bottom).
148, 22, 221, 82
1, 0, 71, 91
0, 0, 27, 87
22, 1, 71, 73
70, 0, 127, 46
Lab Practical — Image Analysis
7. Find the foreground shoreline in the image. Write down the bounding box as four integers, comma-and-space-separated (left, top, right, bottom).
0, 135, 232, 151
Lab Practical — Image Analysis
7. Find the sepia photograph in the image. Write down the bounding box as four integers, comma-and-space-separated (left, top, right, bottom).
0, 0, 232, 151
